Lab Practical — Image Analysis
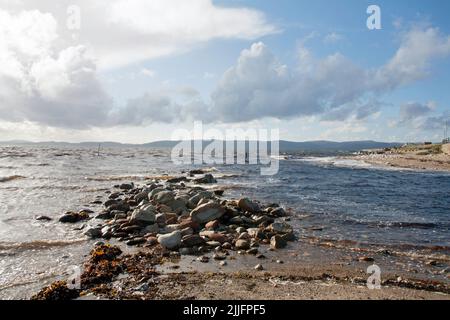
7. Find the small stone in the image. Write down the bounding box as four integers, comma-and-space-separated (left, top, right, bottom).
205, 220, 220, 230
83, 227, 102, 239
213, 253, 226, 261
157, 230, 182, 250
206, 241, 221, 247
219, 261, 227, 266
179, 247, 194, 255
59, 211, 89, 223
119, 183, 134, 190
200, 231, 227, 243
130, 204, 156, 225
221, 242, 232, 250
143, 224, 159, 234
197, 256, 209, 263
246, 248, 259, 255
146, 236, 158, 246
35, 215, 52, 221
254, 264, 264, 271
358, 256, 375, 262
238, 232, 250, 240
235, 239, 250, 250
270, 235, 287, 249
270, 207, 287, 217
126, 237, 146, 246
236, 227, 246, 234
238, 198, 260, 213
256, 254, 266, 259
276, 260, 284, 264
182, 234, 206, 247
190, 202, 225, 224
194, 174, 217, 184
268, 222, 293, 234
213, 190, 225, 196
180, 227, 194, 237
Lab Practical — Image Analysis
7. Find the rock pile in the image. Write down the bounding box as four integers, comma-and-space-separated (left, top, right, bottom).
60, 175, 295, 258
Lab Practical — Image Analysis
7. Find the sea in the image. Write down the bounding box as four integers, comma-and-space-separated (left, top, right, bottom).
0, 144, 449, 298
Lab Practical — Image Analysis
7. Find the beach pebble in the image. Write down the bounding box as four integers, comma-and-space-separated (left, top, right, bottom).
246, 248, 259, 255
270, 207, 287, 217
126, 237, 146, 246
238, 198, 260, 213
35, 215, 52, 221
270, 235, 287, 249
197, 256, 210, 263
235, 239, 250, 250
157, 230, 182, 250
213, 253, 226, 261
205, 220, 220, 230
358, 256, 375, 262
268, 222, 293, 234
181, 234, 205, 247
59, 211, 89, 223
119, 183, 134, 190
83, 227, 102, 239
143, 223, 159, 234
194, 174, 217, 184
130, 204, 156, 225
254, 264, 264, 271
190, 202, 225, 224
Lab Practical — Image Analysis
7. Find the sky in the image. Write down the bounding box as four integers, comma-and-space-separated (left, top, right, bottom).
0, 0, 449, 143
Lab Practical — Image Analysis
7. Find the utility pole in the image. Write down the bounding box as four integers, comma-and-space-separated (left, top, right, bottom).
444, 118, 450, 144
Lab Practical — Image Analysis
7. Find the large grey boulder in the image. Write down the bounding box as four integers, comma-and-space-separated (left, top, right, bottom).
130, 204, 157, 225
190, 202, 225, 224
157, 230, 182, 249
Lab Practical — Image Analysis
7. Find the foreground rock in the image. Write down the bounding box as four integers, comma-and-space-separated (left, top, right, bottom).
59, 211, 90, 223
190, 202, 225, 224
158, 230, 182, 249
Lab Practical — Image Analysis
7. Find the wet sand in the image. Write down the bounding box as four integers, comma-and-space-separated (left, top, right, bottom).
32, 236, 450, 300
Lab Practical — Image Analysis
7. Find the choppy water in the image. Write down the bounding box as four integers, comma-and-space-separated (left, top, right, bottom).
0, 145, 449, 298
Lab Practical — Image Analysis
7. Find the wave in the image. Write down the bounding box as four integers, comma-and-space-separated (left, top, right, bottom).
0, 239, 86, 252
0, 175, 26, 183
304, 236, 450, 261
340, 218, 445, 230
84, 175, 162, 181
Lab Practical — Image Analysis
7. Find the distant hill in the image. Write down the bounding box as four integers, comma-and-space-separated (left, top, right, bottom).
0, 139, 401, 153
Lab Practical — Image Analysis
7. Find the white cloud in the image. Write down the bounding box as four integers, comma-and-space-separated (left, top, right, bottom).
0, 9, 112, 128
395, 102, 449, 132
0, 0, 277, 70
323, 32, 343, 44
140, 68, 156, 78
374, 27, 450, 90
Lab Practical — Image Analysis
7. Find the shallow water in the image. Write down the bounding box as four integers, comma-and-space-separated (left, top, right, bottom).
0, 145, 449, 298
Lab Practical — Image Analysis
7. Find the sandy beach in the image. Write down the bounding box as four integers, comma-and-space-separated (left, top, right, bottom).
346, 143, 450, 172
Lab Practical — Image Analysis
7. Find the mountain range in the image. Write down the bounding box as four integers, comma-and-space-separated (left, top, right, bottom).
0, 140, 402, 153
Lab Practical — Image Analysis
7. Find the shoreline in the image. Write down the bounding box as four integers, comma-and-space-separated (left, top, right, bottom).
30, 173, 450, 300
343, 143, 450, 172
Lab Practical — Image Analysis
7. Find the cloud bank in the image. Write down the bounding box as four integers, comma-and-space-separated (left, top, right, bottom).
122, 27, 450, 126
0, 1, 449, 133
